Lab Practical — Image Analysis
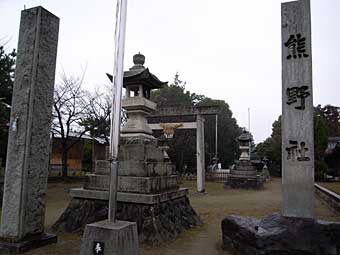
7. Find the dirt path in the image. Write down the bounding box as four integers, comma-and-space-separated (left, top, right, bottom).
13, 178, 340, 255
140, 178, 338, 255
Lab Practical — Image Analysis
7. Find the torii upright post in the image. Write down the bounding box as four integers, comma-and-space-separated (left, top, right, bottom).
80, 1, 139, 254
196, 114, 205, 193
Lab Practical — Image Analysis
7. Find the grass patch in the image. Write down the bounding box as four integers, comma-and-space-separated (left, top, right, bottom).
1, 178, 338, 255
317, 182, 340, 195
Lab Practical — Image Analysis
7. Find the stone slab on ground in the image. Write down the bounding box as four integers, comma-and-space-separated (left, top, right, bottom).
221, 213, 340, 255
80, 220, 139, 255
0, 233, 57, 254
53, 196, 202, 244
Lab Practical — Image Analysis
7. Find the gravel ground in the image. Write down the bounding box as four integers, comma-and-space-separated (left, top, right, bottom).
2, 178, 339, 255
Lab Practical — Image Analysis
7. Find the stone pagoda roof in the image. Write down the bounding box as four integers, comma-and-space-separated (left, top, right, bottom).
106, 53, 167, 90
238, 130, 252, 142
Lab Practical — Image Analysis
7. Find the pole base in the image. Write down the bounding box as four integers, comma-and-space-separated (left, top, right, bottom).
80, 220, 139, 255
194, 191, 208, 196
0, 233, 57, 254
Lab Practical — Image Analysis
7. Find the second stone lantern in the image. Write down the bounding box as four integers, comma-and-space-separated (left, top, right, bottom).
227, 130, 265, 189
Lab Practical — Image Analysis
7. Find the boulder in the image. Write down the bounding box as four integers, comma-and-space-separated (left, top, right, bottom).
221, 213, 340, 255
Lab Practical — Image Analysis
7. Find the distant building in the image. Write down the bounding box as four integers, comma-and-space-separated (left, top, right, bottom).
50, 131, 107, 177
325, 137, 340, 177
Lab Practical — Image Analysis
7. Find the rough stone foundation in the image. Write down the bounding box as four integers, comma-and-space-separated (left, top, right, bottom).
53, 196, 201, 243
222, 213, 340, 255
226, 177, 264, 189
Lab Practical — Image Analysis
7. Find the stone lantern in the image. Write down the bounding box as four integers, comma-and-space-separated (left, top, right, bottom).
121, 53, 166, 137
237, 130, 252, 161
227, 130, 265, 189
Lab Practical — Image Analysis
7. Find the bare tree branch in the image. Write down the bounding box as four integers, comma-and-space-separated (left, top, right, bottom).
52, 71, 89, 177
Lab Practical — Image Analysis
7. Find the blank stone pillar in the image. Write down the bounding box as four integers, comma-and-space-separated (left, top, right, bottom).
281, 0, 314, 218
0, 6, 59, 251
196, 114, 205, 192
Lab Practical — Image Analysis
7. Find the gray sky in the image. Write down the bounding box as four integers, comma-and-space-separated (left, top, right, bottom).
1, 0, 339, 143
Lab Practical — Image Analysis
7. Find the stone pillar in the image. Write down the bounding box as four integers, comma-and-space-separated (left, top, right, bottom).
196, 114, 205, 192
139, 84, 143, 97
0, 6, 59, 249
281, 0, 314, 218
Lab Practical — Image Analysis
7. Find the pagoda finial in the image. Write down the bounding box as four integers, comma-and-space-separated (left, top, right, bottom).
130, 52, 145, 70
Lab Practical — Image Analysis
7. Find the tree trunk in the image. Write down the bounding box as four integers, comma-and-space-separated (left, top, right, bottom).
61, 142, 68, 179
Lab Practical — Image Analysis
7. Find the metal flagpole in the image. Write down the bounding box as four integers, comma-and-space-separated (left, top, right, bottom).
108, 0, 128, 223
215, 114, 218, 158
248, 107, 250, 132
248, 107, 251, 159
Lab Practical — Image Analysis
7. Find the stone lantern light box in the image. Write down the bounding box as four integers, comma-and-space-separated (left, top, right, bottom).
238, 130, 252, 161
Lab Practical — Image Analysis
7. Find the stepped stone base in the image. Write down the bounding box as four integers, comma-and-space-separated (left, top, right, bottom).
84, 174, 179, 194
70, 187, 188, 204
226, 176, 265, 189
227, 161, 265, 189
222, 213, 340, 255
0, 233, 57, 254
95, 155, 174, 177
53, 195, 201, 244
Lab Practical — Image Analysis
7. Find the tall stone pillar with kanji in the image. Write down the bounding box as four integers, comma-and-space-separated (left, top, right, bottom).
281, 0, 314, 218
0, 6, 59, 252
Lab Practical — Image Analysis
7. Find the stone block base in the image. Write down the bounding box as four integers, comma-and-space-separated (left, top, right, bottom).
0, 233, 57, 254
70, 187, 189, 204
94, 160, 174, 177
80, 220, 138, 255
222, 213, 340, 255
52, 196, 201, 244
84, 175, 179, 194
226, 176, 265, 189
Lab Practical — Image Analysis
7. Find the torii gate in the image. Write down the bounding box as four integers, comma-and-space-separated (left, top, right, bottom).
148, 105, 220, 193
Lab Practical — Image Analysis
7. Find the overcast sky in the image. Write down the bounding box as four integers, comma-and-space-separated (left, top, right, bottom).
1, 0, 339, 143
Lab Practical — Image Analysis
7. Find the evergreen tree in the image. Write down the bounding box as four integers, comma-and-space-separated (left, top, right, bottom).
256, 105, 339, 179
256, 116, 282, 176
151, 72, 193, 108
315, 104, 340, 137
198, 98, 242, 168
0, 45, 16, 166
151, 73, 242, 172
